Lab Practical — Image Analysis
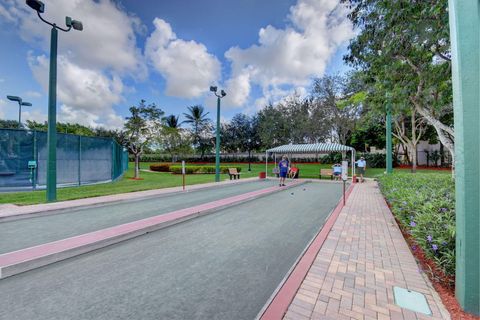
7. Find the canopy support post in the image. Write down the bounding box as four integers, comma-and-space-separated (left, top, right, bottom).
351, 150, 355, 180
265, 151, 268, 178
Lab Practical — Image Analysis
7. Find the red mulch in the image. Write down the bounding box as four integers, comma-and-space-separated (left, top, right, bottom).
386, 201, 479, 319
397, 164, 452, 171
128, 177, 144, 180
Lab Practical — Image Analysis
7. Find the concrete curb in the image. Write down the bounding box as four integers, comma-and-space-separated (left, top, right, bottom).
0, 177, 261, 222
0, 181, 307, 279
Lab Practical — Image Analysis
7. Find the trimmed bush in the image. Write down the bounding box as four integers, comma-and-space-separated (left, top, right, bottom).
378, 172, 455, 280
149, 163, 171, 172
169, 165, 242, 174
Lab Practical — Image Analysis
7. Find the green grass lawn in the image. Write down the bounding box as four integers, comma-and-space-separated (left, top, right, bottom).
0, 162, 449, 205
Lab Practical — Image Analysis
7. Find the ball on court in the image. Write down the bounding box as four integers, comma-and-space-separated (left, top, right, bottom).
291, 192, 294, 195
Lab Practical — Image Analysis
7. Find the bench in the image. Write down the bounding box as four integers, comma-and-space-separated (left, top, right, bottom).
320, 169, 334, 180
272, 167, 280, 177
228, 168, 241, 180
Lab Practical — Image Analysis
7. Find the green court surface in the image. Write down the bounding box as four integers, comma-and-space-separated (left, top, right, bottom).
0, 180, 275, 254
0, 181, 344, 320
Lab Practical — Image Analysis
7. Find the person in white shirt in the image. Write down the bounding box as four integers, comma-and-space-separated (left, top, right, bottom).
332, 163, 342, 181
356, 157, 367, 182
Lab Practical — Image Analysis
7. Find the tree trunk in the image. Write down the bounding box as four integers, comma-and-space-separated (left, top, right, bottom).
440, 143, 444, 167
134, 153, 140, 179
410, 143, 417, 173
414, 103, 455, 174
411, 111, 417, 173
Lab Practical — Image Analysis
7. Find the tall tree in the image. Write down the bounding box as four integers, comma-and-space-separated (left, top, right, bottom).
183, 105, 212, 157
124, 100, 164, 179
158, 114, 191, 161
221, 113, 262, 154
165, 115, 182, 129
311, 74, 362, 145
0, 120, 20, 129
257, 104, 291, 147
342, 0, 454, 166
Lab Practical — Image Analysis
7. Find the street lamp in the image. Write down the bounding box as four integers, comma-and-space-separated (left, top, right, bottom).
210, 86, 226, 182
247, 138, 252, 172
6, 95, 32, 128
26, 0, 83, 202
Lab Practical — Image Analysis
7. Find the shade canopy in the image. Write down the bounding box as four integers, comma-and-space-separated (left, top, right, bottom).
266, 143, 354, 154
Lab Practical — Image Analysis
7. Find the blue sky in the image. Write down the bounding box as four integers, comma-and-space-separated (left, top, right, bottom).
0, 0, 353, 128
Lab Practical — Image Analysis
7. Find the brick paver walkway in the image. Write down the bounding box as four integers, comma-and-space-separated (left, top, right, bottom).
283, 180, 449, 320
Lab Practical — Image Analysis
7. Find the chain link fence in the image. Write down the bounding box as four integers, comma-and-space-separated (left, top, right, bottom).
0, 128, 128, 192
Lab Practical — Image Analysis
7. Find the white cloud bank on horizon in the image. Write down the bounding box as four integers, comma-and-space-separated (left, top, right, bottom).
145, 18, 221, 99
223, 0, 354, 110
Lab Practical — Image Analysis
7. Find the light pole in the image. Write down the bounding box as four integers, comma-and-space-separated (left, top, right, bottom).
247, 138, 252, 172
385, 92, 393, 174
209, 86, 226, 182
26, 0, 83, 202
6, 95, 32, 128
448, 0, 479, 315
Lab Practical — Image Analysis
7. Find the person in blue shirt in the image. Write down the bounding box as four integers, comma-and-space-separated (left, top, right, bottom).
278, 155, 290, 186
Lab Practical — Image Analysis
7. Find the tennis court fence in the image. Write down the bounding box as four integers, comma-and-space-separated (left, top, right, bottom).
0, 128, 128, 191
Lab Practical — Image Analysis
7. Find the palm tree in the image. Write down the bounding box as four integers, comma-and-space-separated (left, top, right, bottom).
183, 105, 209, 130
183, 105, 212, 157
165, 114, 182, 129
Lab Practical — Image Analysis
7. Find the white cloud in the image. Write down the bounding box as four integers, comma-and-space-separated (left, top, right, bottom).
223, 71, 251, 107
224, 0, 354, 107
29, 54, 125, 128
25, 90, 42, 98
0, 2, 15, 23
145, 18, 221, 99
3, 0, 146, 77
0, 0, 145, 129
22, 109, 47, 123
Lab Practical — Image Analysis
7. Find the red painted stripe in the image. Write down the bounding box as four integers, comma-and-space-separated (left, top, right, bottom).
0, 182, 303, 269
260, 183, 356, 320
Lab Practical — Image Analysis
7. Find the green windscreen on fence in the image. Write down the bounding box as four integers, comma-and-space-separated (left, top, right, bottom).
0, 128, 128, 191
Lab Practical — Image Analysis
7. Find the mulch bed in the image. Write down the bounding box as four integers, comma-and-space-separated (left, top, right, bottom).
397, 164, 452, 171
127, 177, 144, 180
386, 201, 479, 319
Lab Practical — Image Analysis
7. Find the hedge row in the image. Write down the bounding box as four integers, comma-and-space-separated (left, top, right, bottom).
149, 164, 170, 172
169, 165, 242, 174
131, 154, 264, 163
137, 153, 397, 168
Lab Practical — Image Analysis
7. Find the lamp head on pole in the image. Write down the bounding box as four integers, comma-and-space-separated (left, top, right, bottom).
209, 86, 217, 93
66, 16, 83, 31
21, 102, 32, 106
7, 95, 22, 103
220, 90, 226, 97
26, 0, 44, 13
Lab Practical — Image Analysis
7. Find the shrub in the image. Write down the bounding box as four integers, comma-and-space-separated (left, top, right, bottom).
169, 165, 241, 174
377, 172, 455, 280
149, 163, 171, 172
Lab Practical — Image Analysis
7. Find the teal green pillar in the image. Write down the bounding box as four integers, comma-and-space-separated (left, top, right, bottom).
448, 0, 480, 315
215, 96, 221, 182
385, 94, 393, 174
46, 26, 58, 202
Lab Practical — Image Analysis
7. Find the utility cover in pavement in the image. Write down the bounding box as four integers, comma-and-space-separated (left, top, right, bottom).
393, 286, 432, 315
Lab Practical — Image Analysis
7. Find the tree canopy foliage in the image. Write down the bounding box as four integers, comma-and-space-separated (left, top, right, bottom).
342, 0, 454, 165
